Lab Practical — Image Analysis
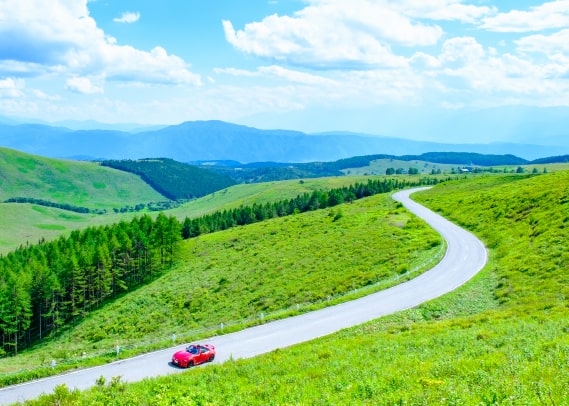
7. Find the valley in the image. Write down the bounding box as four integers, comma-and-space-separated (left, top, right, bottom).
0, 147, 567, 404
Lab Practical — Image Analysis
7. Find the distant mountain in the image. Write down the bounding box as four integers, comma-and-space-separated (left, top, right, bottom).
240, 105, 569, 147
50, 120, 167, 133
0, 120, 567, 162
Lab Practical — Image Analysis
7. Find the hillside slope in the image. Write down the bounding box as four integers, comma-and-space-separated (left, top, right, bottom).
101, 158, 236, 200
0, 192, 442, 378
0, 147, 164, 210
16, 171, 568, 404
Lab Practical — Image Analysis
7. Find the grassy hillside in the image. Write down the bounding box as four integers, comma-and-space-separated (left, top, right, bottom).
343, 158, 455, 176
0, 174, 403, 255
0, 147, 164, 209
0, 204, 108, 253
344, 158, 569, 177
20, 171, 569, 405
0, 145, 365, 254
169, 175, 393, 219
0, 192, 442, 381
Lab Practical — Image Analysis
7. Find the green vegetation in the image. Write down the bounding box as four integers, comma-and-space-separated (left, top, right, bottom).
15, 170, 569, 405
201, 152, 529, 182
0, 148, 164, 210
0, 213, 182, 358
1, 177, 434, 360
0, 172, 429, 256
2, 145, 569, 404
102, 158, 236, 200
0, 191, 442, 386
346, 158, 454, 176
180, 178, 432, 238
0, 204, 138, 257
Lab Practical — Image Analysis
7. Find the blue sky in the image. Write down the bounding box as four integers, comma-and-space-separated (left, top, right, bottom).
1, 0, 568, 143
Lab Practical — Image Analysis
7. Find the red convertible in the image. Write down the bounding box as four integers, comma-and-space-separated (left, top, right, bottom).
172, 344, 216, 368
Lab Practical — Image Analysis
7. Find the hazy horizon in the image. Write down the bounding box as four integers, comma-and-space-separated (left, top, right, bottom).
1, 1, 568, 145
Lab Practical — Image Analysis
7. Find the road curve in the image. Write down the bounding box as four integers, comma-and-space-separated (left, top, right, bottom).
1, 187, 487, 405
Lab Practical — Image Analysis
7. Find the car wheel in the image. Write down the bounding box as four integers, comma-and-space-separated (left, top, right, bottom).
187, 360, 194, 368
209, 354, 215, 362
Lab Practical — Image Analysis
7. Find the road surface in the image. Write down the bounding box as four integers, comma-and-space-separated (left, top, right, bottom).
0, 187, 487, 405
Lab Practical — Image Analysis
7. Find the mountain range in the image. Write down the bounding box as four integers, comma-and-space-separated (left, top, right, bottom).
0, 119, 567, 162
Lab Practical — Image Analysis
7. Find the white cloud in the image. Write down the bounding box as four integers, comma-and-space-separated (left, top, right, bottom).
65, 76, 103, 94
516, 29, 569, 54
258, 65, 338, 85
394, 0, 495, 23
216, 65, 337, 86
419, 34, 569, 107
214, 67, 260, 77
439, 37, 485, 66
113, 12, 140, 24
222, 0, 498, 70
409, 52, 441, 69
481, 0, 569, 32
223, 0, 445, 69
31, 89, 61, 101
0, 0, 200, 86
0, 77, 25, 98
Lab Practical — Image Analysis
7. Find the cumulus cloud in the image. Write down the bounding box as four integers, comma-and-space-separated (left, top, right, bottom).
65, 77, 103, 94
516, 29, 569, 54
222, 0, 498, 70
394, 0, 495, 23
0, 77, 25, 98
481, 0, 569, 32
223, 0, 443, 69
0, 0, 200, 86
113, 12, 140, 24
439, 37, 485, 66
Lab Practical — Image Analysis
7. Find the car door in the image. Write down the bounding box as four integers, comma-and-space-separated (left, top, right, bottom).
196, 346, 207, 364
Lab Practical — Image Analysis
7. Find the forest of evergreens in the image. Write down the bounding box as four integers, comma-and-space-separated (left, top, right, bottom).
0, 177, 439, 357
101, 158, 236, 200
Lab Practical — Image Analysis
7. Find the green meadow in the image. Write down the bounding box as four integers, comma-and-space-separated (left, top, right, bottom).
0, 147, 164, 209
0, 192, 442, 383
0, 166, 409, 255
15, 170, 569, 405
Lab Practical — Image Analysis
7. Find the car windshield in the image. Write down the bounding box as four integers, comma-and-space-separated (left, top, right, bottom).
187, 345, 198, 354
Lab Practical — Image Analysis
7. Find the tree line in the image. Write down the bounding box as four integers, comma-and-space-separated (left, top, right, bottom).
102, 158, 236, 200
0, 176, 440, 356
0, 214, 181, 356
4, 197, 106, 215
180, 177, 438, 238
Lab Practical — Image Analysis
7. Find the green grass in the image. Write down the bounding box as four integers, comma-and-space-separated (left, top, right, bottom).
0, 147, 164, 209
16, 170, 569, 405
168, 176, 390, 219
0, 203, 137, 255
343, 158, 455, 175
0, 193, 442, 382
0, 175, 405, 255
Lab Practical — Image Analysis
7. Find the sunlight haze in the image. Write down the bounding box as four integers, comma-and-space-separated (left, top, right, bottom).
1, 0, 567, 143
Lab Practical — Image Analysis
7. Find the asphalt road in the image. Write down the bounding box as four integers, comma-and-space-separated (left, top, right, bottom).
0, 187, 488, 405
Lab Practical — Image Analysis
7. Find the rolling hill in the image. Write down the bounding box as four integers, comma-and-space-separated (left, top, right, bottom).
2, 169, 567, 404
0, 147, 165, 210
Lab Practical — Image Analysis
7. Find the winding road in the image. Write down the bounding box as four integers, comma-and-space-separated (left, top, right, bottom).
0, 188, 488, 405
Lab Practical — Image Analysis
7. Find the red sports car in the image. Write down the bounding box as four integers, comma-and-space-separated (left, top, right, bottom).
172, 344, 216, 368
